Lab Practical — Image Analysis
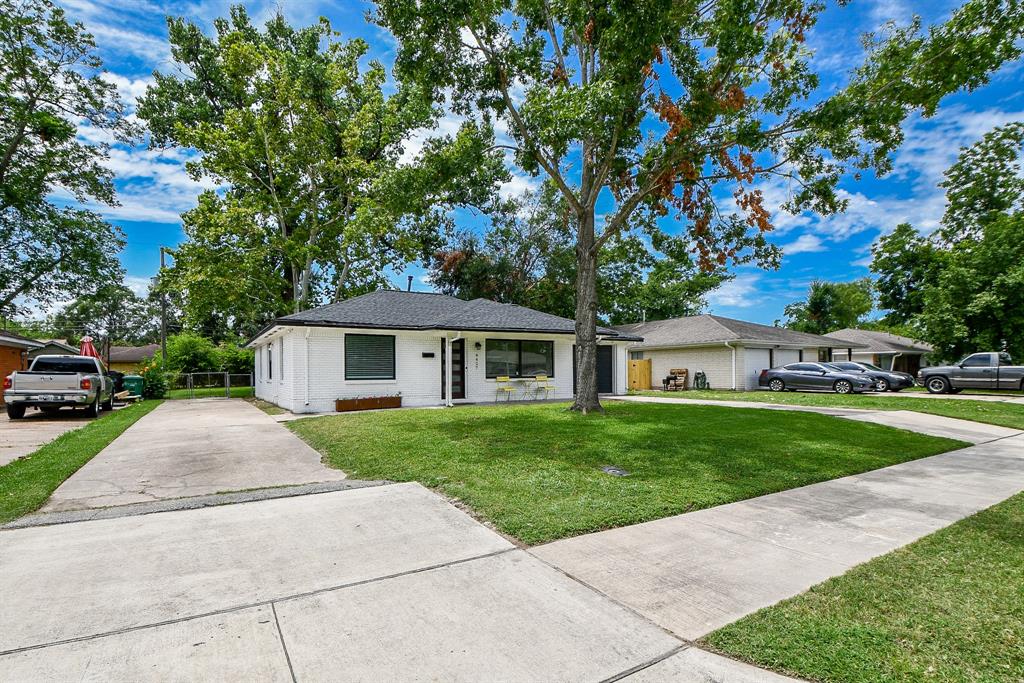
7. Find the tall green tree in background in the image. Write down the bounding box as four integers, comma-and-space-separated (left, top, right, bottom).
139, 7, 505, 338
49, 284, 158, 351
783, 279, 874, 335
376, 0, 1024, 411
427, 184, 726, 322
872, 122, 1024, 360
0, 0, 133, 315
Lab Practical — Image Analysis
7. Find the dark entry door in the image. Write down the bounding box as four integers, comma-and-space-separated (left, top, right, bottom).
597, 345, 613, 394
441, 339, 466, 400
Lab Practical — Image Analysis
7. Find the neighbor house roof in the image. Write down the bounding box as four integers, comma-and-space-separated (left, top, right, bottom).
613, 314, 867, 350
249, 291, 643, 346
32, 339, 78, 354
824, 328, 933, 354
108, 343, 161, 363
0, 330, 43, 350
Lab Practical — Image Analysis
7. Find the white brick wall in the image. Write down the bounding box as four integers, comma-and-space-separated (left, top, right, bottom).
642, 346, 739, 391
254, 326, 629, 413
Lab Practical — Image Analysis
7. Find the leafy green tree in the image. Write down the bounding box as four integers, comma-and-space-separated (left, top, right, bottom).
0, 0, 134, 314
870, 223, 944, 324
784, 279, 874, 335
49, 284, 158, 363
894, 122, 1024, 360
165, 332, 220, 374
939, 122, 1024, 242
140, 8, 504, 336
376, 0, 1024, 411
428, 185, 726, 322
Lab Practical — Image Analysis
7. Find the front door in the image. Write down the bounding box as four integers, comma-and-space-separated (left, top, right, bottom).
597, 345, 614, 394
441, 339, 466, 400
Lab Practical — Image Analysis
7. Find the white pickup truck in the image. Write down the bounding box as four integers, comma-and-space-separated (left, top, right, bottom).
3, 355, 114, 419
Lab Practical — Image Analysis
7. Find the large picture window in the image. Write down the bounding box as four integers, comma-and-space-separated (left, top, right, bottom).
345, 334, 396, 380
485, 339, 554, 378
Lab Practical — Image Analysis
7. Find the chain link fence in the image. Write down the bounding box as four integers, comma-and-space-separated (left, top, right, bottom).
166, 372, 254, 399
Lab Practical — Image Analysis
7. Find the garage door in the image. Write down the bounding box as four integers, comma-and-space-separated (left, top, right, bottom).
744, 348, 771, 390
775, 349, 800, 367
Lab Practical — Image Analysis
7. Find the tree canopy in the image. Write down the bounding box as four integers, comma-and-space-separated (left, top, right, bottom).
139, 7, 507, 339
783, 279, 874, 335
0, 0, 132, 315
375, 0, 1024, 411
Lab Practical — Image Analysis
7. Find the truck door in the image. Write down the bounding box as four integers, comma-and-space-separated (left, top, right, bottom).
954, 353, 997, 389
997, 353, 1018, 389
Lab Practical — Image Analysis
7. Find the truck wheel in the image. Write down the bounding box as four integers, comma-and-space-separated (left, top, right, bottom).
6, 403, 26, 419
86, 397, 100, 418
926, 376, 950, 394
102, 395, 113, 411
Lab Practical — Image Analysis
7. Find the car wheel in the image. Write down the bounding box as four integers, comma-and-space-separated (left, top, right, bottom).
834, 380, 853, 394
925, 376, 950, 394
6, 403, 26, 419
875, 378, 890, 392
768, 378, 785, 392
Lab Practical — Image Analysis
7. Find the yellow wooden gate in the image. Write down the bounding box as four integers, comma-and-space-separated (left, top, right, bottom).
627, 359, 652, 390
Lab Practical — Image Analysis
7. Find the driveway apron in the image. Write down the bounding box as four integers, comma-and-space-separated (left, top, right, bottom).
40, 399, 346, 512
0, 410, 90, 466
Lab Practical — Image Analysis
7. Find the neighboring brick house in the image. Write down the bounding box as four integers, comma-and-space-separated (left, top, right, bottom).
614, 315, 867, 391
0, 331, 43, 404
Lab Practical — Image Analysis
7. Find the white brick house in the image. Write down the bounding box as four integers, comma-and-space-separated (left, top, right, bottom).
614, 315, 866, 391
248, 291, 639, 413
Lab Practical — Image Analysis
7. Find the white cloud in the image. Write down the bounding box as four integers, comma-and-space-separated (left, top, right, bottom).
124, 276, 153, 297
707, 274, 763, 309
781, 233, 826, 255
101, 74, 156, 109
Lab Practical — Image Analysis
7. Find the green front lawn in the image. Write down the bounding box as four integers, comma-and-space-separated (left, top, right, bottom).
289, 402, 964, 544
0, 400, 162, 524
704, 491, 1024, 683
166, 385, 254, 399
633, 389, 1024, 431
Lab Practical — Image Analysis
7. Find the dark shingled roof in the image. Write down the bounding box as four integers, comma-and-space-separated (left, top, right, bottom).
613, 314, 867, 349
0, 329, 43, 349
265, 291, 641, 340
825, 328, 933, 354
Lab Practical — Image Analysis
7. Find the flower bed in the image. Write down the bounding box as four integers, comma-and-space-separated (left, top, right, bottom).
335, 395, 402, 412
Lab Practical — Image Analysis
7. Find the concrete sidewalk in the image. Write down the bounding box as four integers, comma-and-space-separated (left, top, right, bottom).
41, 399, 346, 512
0, 482, 786, 681
532, 427, 1024, 640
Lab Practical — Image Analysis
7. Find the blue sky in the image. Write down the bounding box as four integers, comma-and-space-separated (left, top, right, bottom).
56, 0, 1024, 324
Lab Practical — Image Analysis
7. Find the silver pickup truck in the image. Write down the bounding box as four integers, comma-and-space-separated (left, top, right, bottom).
919, 351, 1024, 394
3, 355, 114, 419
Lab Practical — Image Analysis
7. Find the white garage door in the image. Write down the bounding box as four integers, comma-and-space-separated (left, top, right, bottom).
744, 348, 771, 390
775, 349, 801, 367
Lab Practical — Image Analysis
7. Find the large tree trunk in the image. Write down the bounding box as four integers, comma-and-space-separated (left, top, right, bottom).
571, 209, 602, 413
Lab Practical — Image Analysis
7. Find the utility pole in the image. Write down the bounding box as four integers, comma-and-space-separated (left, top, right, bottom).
160, 247, 168, 363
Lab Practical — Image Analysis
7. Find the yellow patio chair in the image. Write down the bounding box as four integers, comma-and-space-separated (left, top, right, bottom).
495, 376, 518, 401
533, 374, 555, 400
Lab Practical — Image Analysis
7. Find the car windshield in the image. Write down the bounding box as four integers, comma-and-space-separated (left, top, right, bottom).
831, 362, 862, 371
860, 362, 884, 371
821, 364, 846, 372
30, 357, 98, 373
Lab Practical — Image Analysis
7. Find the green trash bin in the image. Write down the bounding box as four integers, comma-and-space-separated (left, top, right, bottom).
123, 375, 144, 396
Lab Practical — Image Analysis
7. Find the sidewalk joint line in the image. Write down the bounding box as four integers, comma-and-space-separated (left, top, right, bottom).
598, 644, 688, 683
271, 602, 298, 683
0, 548, 515, 657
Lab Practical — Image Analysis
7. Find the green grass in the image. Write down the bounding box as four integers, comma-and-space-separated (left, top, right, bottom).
166, 385, 254, 399
704, 491, 1024, 683
0, 400, 162, 524
633, 389, 1024, 431
245, 396, 285, 415
289, 402, 965, 544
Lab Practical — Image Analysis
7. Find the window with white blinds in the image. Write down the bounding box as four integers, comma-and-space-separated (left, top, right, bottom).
345, 334, 396, 380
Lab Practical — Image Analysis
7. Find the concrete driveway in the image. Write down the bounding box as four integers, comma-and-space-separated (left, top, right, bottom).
41, 399, 346, 512
0, 408, 94, 466
0, 483, 784, 681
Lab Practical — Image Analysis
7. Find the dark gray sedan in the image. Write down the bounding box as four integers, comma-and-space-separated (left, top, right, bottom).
757, 362, 875, 394
828, 361, 915, 392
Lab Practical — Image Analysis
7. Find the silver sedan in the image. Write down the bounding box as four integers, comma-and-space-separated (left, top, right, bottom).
757, 362, 875, 394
